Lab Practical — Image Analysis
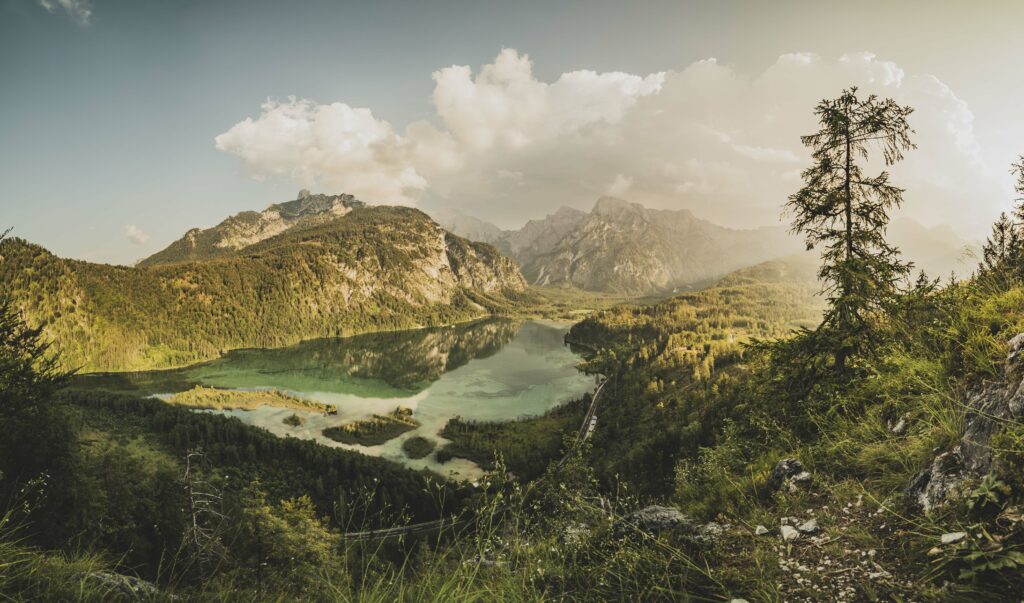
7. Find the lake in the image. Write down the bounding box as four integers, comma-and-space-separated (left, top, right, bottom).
73, 319, 596, 478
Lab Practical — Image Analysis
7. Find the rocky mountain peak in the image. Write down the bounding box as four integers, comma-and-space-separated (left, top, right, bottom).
591, 196, 639, 217
140, 191, 367, 266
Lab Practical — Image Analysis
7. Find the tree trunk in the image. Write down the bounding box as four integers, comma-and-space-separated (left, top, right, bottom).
838, 109, 854, 375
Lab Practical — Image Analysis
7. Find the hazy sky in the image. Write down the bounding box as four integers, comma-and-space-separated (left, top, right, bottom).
2, 0, 1023, 264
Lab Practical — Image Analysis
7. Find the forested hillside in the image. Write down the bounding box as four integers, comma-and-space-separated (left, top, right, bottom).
0, 206, 527, 372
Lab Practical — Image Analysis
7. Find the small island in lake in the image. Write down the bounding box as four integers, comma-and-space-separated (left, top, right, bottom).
323, 407, 419, 446
401, 436, 436, 459
282, 413, 305, 427
167, 385, 337, 414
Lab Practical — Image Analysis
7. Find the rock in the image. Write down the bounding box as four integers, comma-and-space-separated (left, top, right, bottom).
908, 333, 1024, 510
613, 505, 698, 539
892, 417, 908, 436
561, 522, 590, 546
941, 531, 967, 545
787, 471, 813, 493
755, 524, 770, 536
767, 458, 805, 492
729, 599, 751, 603
612, 505, 723, 545
780, 525, 800, 541
695, 521, 725, 544
797, 518, 819, 534
1007, 332, 1024, 371
791, 471, 812, 485
927, 546, 944, 556
85, 572, 160, 600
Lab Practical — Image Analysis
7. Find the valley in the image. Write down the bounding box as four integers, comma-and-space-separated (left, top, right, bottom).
70, 318, 597, 478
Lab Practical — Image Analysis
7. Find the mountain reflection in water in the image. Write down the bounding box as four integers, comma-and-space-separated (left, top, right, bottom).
71, 319, 595, 478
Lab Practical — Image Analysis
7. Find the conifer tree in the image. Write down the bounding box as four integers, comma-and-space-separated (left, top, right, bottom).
980, 212, 1019, 274
786, 87, 914, 376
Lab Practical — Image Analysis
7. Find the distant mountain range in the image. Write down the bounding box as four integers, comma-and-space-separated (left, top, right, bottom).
1, 195, 526, 372
435, 198, 802, 295
433, 198, 977, 295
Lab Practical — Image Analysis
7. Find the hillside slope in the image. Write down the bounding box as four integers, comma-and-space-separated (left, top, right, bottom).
0, 206, 527, 372
139, 190, 366, 266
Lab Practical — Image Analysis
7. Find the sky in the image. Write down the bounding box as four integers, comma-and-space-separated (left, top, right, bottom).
2, 0, 1023, 265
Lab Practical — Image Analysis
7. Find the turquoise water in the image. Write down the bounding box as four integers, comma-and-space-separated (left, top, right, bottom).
74, 319, 595, 478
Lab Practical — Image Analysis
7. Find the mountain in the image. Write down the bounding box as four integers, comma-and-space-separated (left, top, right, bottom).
140, 190, 366, 266
0, 203, 527, 372
435, 198, 802, 295
887, 216, 976, 278
428, 207, 508, 249
434, 200, 978, 295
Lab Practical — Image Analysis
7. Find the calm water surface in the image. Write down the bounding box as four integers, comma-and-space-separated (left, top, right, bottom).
74, 319, 595, 478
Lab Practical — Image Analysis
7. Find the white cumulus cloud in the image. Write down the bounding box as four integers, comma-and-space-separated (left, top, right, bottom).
125, 224, 150, 245
214, 98, 437, 205
216, 49, 1003, 236
38, 0, 91, 25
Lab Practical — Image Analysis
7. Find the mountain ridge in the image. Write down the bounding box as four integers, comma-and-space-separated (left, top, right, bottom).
139, 190, 367, 266
0, 204, 527, 372
434, 197, 802, 295
433, 199, 976, 294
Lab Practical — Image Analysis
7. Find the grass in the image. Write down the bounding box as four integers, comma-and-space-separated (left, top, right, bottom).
167, 385, 337, 414
322, 407, 420, 446
0, 510, 125, 602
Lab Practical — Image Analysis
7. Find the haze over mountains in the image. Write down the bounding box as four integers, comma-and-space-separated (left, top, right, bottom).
137, 189, 975, 299
434, 198, 975, 295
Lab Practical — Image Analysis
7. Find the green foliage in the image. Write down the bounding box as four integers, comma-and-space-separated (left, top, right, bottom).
0, 207, 530, 372
222, 483, 349, 597
566, 259, 822, 495
322, 407, 419, 446
438, 397, 587, 480
401, 436, 436, 460
786, 87, 914, 376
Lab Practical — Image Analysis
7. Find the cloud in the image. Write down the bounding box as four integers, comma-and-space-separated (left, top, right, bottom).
216, 49, 1002, 235
606, 174, 633, 197
124, 224, 150, 245
214, 97, 437, 205
431, 48, 663, 151
38, 0, 91, 25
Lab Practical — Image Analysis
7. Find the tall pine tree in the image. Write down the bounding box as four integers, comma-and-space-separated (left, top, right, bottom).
979, 155, 1024, 278
786, 87, 914, 376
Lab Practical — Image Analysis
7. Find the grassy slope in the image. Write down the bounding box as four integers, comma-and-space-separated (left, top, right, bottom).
564, 258, 1024, 599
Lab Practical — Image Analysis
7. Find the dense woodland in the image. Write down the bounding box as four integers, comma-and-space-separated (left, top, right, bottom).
437, 396, 589, 481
